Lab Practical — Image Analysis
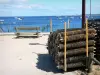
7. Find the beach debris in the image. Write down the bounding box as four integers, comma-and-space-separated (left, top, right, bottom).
17, 56, 22, 60
19, 58, 22, 60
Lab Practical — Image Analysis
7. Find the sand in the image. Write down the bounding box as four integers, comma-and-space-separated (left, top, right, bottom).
0, 34, 79, 75
0, 34, 100, 75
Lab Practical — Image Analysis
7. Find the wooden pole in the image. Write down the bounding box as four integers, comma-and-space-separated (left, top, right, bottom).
50, 19, 52, 33
64, 22, 67, 71
86, 18, 88, 57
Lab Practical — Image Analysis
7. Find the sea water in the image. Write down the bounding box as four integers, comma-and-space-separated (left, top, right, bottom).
0, 15, 100, 32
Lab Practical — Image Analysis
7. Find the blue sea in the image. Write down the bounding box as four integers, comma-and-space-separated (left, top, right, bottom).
0, 15, 100, 32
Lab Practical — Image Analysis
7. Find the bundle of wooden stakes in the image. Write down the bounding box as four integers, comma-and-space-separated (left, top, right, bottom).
88, 19, 100, 62
47, 27, 96, 72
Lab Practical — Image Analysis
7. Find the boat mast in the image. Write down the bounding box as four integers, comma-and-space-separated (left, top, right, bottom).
90, 0, 91, 18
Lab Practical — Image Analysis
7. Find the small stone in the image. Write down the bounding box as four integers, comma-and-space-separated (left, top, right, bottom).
19, 58, 22, 60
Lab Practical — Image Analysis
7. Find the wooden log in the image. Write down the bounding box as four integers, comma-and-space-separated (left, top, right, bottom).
58, 33, 96, 42
57, 28, 95, 32
59, 28, 96, 36
58, 40, 95, 49
55, 55, 86, 63
57, 47, 95, 57
57, 62, 85, 69
95, 55, 100, 61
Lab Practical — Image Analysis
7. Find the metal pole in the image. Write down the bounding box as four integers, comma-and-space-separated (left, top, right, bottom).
47, 25, 48, 32
0, 27, 3, 32
82, 0, 86, 28
8, 25, 10, 32
64, 22, 67, 71
50, 19, 52, 33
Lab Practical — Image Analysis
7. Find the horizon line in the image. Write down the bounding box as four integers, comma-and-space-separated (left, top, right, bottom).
0, 14, 100, 17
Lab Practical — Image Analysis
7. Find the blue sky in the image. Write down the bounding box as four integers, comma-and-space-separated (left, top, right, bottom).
0, 0, 100, 16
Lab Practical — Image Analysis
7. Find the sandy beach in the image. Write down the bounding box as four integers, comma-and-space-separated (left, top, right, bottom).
0, 33, 80, 75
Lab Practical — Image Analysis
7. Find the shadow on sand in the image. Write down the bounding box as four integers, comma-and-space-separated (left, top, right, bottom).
35, 53, 85, 74
13, 36, 40, 39
29, 43, 47, 46
36, 54, 64, 73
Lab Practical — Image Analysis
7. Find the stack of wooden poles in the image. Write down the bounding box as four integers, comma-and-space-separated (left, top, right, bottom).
88, 19, 100, 61
47, 28, 96, 72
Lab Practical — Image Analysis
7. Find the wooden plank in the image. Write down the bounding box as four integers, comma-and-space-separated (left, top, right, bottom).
64, 22, 67, 71
16, 32, 39, 36
16, 27, 40, 31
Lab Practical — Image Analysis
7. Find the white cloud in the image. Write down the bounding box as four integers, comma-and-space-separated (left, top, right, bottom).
13, 4, 44, 9
11, 0, 28, 4
0, 0, 11, 4
0, 9, 12, 16
0, 3, 45, 10
15, 5, 30, 9
0, 0, 55, 12
30, 4, 44, 9
0, 0, 28, 4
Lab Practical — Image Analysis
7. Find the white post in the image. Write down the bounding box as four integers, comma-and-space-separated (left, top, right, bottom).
67, 19, 70, 28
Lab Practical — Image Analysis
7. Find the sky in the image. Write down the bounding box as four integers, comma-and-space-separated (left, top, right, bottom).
0, 0, 100, 16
